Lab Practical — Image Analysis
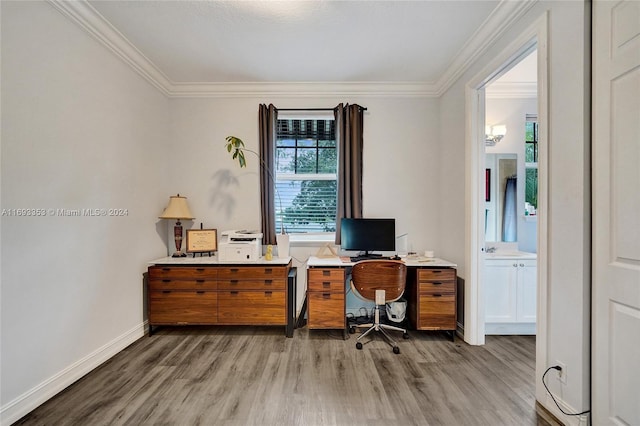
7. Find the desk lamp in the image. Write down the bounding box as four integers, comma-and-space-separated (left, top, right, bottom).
159, 194, 194, 257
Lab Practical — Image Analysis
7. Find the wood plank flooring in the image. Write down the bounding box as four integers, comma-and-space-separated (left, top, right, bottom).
15, 327, 543, 425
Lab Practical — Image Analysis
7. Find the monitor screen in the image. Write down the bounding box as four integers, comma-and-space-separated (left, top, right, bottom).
340, 218, 395, 254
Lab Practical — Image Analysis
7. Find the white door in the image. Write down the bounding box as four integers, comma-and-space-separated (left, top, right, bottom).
485, 260, 518, 323
592, 1, 640, 424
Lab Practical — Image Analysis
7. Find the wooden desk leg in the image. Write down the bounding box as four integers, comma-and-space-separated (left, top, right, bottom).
286, 268, 297, 338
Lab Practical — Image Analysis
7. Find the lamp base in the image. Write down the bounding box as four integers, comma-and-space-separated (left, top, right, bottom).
172, 252, 187, 258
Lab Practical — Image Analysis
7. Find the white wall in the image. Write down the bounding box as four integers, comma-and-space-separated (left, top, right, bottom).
0, 2, 170, 422
168, 96, 441, 310
440, 1, 590, 422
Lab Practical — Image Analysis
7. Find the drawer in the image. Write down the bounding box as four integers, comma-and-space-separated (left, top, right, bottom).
218, 291, 286, 324
417, 294, 456, 330
308, 268, 345, 283
148, 290, 217, 324
218, 279, 285, 291
218, 267, 287, 280
149, 278, 217, 291
418, 268, 456, 282
418, 281, 455, 295
308, 278, 345, 293
307, 292, 345, 329
148, 266, 217, 280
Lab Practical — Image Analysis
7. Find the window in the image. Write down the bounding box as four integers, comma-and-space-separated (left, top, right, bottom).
275, 118, 337, 233
525, 116, 538, 211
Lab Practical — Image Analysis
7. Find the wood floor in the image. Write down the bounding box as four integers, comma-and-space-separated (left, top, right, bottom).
16, 327, 544, 425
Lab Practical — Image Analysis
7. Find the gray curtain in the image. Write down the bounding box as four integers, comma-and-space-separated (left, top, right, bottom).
259, 103, 278, 245
502, 176, 517, 242
334, 103, 365, 244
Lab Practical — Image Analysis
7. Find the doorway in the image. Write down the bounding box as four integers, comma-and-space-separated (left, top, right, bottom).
463, 16, 549, 398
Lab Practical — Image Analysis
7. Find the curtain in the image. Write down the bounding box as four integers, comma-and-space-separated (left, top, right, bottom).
502, 176, 517, 242
334, 103, 365, 244
258, 103, 278, 245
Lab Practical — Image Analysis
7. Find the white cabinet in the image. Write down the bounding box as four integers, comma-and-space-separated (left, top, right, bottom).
485, 258, 536, 334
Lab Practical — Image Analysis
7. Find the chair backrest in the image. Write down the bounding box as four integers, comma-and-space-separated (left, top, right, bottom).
351, 260, 407, 303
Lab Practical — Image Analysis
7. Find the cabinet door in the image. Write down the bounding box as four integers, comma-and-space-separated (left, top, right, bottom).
485, 261, 518, 323
516, 261, 537, 323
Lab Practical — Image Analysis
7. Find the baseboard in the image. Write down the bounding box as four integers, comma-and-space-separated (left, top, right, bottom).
0, 321, 146, 426
538, 393, 590, 426
536, 401, 564, 425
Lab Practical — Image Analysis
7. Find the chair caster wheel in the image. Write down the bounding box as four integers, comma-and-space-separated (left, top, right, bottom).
393, 346, 400, 354
349, 327, 356, 334
403, 332, 410, 339
356, 342, 363, 350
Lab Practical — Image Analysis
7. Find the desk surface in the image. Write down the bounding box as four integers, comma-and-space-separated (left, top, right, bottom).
307, 255, 456, 268
149, 256, 292, 266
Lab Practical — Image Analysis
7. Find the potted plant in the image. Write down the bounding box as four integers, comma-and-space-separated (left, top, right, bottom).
225, 136, 289, 257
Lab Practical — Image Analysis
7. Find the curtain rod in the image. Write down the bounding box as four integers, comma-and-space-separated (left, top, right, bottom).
277, 107, 367, 112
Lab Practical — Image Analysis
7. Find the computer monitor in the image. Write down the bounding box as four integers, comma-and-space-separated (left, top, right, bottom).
340, 218, 395, 255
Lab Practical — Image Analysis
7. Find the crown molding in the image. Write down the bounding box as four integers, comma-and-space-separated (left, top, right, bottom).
486, 82, 537, 99
48, 0, 535, 99
434, 0, 538, 96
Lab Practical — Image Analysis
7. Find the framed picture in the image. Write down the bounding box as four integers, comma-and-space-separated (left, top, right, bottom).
186, 229, 217, 254
485, 169, 491, 202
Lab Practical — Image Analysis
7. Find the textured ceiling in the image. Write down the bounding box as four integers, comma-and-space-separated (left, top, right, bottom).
88, 0, 502, 84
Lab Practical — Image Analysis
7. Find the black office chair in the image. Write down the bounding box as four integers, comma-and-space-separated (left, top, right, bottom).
349, 260, 409, 354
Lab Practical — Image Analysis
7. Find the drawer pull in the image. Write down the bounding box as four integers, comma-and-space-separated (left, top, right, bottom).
230, 268, 239, 273
265, 268, 273, 274
322, 293, 331, 299
265, 291, 272, 296
433, 294, 442, 297
162, 268, 171, 272
230, 291, 239, 295
196, 280, 205, 283
230, 280, 238, 285
196, 268, 205, 272
265, 280, 273, 285
322, 282, 331, 288
162, 290, 171, 294
322, 270, 331, 276
432, 282, 443, 285
431, 270, 442, 274
162, 279, 171, 283
196, 291, 205, 294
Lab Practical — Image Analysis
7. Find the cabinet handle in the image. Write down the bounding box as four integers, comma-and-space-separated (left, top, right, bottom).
196, 291, 205, 294
433, 294, 442, 297
322, 293, 331, 299
162, 279, 171, 283
432, 282, 443, 285
162, 290, 171, 294
322, 282, 331, 288
196, 280, 205, 283
264, 280, 273, 285
322, 270, 331, 276
265, 291, 272, 296
431, 270, 442, 274
265, 268, 273, 274
230, 291, 239, 295
230, 280, 238, 285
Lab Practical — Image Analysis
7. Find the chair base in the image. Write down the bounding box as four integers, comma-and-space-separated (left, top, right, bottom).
351, 309, 409, 354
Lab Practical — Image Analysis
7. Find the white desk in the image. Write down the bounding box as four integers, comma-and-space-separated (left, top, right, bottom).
307, 255, 456, 268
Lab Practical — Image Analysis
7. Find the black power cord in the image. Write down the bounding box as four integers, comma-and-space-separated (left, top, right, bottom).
542, 366, 591, 418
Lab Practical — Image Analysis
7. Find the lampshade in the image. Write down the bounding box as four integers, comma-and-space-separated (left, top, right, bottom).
159, 194, 194, 220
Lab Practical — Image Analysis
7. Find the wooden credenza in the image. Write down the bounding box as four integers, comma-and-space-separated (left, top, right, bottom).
147, 257, 296, 337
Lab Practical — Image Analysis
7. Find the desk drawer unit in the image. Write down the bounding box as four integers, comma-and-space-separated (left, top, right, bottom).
307, 268, 345, 329
411, 268, 457, 331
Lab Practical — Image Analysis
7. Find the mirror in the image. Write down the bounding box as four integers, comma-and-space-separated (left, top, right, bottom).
485, 154, 517, 242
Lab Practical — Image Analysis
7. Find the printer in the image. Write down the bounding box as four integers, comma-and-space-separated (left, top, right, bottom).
218, 230, 263, 262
